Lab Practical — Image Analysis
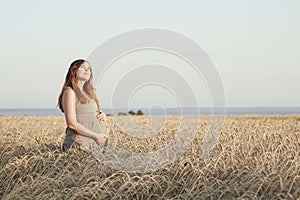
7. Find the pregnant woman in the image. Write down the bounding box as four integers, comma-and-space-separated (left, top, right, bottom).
57, 59, 108, 153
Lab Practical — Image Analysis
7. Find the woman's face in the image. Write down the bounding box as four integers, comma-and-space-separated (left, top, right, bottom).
76, 62, 91, 81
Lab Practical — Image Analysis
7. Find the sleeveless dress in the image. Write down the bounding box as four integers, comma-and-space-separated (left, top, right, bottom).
62, 98, 108, 152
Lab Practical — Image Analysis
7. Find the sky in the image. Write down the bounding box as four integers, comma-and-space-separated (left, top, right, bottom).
0, 0, 299, 109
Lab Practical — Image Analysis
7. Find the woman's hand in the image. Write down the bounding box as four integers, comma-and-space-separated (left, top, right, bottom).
94, 133, 108, 147
97, 110, 107, 121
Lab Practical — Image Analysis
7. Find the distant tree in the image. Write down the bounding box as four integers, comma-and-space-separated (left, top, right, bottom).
106, 113, 113, 116
128, 110, 136, 115
137, 109, 144, 115
118, 112, 127, 116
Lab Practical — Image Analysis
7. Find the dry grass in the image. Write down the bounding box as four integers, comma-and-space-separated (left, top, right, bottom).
0, 115, 299, 199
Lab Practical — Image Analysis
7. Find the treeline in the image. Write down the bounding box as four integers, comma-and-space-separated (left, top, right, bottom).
106, 109, 144, 116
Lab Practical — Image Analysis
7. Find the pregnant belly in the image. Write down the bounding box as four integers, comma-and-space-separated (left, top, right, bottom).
76, 113, 107, 134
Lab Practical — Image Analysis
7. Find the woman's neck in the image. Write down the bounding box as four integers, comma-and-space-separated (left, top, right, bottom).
77, 80, 85, 90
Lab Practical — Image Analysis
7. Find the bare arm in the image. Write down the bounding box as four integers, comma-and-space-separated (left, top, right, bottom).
62, 87, 107, 144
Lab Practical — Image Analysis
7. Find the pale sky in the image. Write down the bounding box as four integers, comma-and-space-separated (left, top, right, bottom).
0, 0, 299, 109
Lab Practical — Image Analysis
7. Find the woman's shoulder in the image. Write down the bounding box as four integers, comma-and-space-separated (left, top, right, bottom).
65, 86, 74, 92
63, 87, 76, 99
64, 87, 80, 103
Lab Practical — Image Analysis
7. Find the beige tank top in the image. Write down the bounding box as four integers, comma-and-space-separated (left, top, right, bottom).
75, 98, 107, 135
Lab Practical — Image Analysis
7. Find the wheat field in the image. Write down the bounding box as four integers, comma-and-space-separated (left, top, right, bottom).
0, 115, 299, 199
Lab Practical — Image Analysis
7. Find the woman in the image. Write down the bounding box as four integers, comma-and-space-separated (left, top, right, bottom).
57, 59, 108, 152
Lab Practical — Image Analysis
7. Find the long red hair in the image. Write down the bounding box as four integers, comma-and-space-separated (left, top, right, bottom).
57, 59, 100, 113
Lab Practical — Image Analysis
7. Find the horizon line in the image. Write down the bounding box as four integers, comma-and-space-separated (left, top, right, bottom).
1, 106, 300, 110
